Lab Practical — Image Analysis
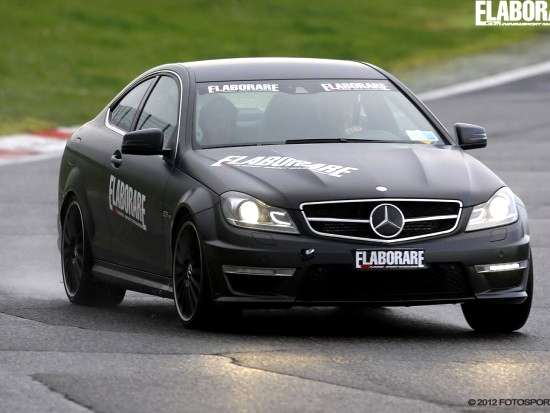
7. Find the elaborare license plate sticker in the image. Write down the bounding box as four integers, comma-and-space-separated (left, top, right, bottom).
320, 82, 391, 92
355, 250, 425, 270
406, 130, 439, 143
206, 83, 280, 94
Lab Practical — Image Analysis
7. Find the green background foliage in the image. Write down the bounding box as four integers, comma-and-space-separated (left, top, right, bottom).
0, 0, 544, 132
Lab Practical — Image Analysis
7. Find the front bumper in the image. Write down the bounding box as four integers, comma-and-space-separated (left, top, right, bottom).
195, 205, 531, 307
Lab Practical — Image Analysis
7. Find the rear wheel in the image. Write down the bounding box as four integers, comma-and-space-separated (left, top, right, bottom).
461, 261, 533, 333
61, 199, 125, 306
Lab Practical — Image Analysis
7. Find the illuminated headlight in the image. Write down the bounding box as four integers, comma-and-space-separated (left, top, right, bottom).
221, 191, 299, 234
466, 187, 518, 232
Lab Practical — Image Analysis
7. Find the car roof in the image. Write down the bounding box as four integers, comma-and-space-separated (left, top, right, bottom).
179, 58, 386, 82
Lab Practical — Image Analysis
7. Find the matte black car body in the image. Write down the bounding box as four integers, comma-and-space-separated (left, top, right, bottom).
58, 58, 532, 330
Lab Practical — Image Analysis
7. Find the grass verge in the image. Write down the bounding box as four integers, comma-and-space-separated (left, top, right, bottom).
0, 0, 546, 133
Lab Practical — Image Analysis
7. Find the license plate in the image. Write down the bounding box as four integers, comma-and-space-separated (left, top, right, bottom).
355, 249, 425, 270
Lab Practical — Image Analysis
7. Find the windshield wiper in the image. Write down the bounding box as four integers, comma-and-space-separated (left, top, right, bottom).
204, 138, 437, 149
284, 138, 420, 144
202, 142, 281, 149
285, 138, 355, 144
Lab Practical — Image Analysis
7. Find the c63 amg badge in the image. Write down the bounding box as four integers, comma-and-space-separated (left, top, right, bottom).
108, 175, 147, 230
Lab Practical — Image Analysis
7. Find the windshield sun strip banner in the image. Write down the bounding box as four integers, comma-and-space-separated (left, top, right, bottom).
207, 83, 280, 94
320, 82, 390, 92
198, 80, 393, 95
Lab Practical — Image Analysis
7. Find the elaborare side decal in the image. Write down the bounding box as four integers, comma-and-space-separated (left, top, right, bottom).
211, 155, 358, 178
320, 82, 390, 92
108, 175, 147, 231
207, 84, 280, 94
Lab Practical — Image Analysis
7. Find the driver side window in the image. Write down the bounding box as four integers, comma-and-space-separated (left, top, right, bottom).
136, 76, 179, 149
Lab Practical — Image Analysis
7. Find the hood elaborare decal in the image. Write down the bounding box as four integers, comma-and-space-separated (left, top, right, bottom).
211, 155, 359, 178
188, 144, 504, 208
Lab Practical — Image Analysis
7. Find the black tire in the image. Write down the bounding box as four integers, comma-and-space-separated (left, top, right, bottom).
172, 220, 214, 328
461, 261, 533, 333
61, 198, 126, 306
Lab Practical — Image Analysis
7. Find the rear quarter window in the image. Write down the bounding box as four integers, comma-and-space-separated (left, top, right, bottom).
109, 78, 155, 132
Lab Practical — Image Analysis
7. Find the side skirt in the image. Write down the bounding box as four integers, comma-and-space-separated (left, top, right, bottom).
92, 260, 173, 298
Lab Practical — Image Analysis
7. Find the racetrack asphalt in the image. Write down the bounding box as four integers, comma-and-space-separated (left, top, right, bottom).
0, 73, 549, 412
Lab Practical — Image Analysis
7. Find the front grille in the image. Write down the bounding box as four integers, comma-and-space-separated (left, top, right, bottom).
301, 199, 462, 243
298, 263, 472, 302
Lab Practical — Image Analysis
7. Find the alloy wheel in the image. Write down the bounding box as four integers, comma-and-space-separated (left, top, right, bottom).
62, 202, 85, 297
173, 223, 203, 321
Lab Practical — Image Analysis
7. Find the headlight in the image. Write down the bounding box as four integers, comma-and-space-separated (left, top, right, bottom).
466, 187, 518, 232
221, 192, 299, 234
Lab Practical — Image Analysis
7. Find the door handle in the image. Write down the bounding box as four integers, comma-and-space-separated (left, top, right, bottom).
111, 150, 123, 168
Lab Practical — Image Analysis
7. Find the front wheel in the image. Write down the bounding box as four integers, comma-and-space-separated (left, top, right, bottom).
461, 260, 533, 333
172, 221, 214, 328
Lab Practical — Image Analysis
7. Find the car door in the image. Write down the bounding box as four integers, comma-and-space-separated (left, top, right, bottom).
83, 77, 156, 260
108, 74, 181, 275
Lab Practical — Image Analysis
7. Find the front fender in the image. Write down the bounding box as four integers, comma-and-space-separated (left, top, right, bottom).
163, 169, 219, 271
170, 185, 218, 236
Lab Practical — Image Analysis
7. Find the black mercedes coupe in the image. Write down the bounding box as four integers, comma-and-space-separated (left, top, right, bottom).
58, 58, 532, 331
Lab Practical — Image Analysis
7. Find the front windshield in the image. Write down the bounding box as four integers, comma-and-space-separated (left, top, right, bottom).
194, 79, 445, 148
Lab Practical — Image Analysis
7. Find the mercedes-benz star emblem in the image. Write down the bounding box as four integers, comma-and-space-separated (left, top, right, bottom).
369, 203, 405, 238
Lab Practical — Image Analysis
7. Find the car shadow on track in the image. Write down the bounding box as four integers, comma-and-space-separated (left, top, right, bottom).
217, 306, 529, 341
2, 293, 531, 342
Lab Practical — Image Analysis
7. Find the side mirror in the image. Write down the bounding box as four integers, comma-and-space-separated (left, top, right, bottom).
122, 128, 164, 155
455, 123, 487, 150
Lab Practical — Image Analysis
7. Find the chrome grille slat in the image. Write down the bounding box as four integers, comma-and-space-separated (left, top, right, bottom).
300, 198, 462, 243
308, 217, 371, 223
404, 215, 458, 222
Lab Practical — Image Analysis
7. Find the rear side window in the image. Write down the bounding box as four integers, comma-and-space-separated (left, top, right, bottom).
136, 76, 179, 145
109, 78, 155, 132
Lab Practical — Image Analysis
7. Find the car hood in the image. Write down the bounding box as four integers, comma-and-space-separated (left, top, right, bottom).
183, 143, 504, 209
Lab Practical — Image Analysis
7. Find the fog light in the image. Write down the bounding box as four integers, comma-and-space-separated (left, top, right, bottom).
222, 265, 295, 277
475, 260, 528, 273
